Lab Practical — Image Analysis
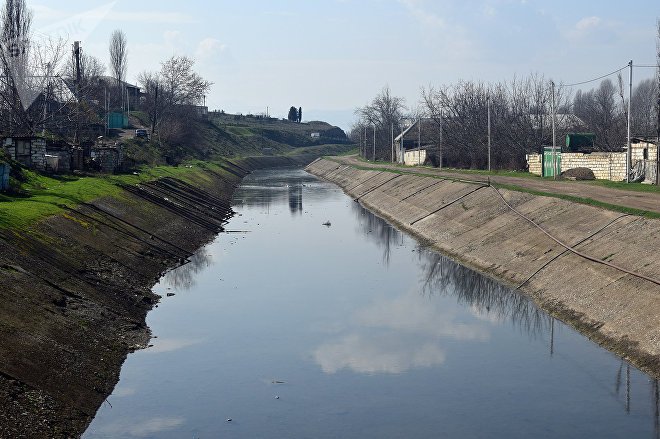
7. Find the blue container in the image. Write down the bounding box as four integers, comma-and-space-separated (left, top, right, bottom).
0, 162, 9, 191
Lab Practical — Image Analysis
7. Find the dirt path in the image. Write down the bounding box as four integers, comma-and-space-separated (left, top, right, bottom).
332, 155, 660, 215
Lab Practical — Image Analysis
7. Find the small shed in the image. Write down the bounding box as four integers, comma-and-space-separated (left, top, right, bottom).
2, 136, 47, 170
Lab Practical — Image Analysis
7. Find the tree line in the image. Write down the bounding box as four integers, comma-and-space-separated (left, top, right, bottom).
0, 0, 211, 148
353, 22, 660, 171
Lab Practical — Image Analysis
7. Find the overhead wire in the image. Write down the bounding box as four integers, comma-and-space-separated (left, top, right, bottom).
562, 65, 629, 87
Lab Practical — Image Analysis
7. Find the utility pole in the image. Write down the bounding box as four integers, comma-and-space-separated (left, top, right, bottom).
391, 122, 394, 163
418, 118, 421, 165
373, 124, 376, 161
151, 83, 158, 135
487, 95, 491, 171
73, 41, 81, 146
439, 110, 443, 170
364, 126, 367, 160
627, 60, 632, 183
551, 80, 557, 180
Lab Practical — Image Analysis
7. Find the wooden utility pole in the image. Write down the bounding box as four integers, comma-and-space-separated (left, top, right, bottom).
151, 83, 158, 135
73, 41, 81, 146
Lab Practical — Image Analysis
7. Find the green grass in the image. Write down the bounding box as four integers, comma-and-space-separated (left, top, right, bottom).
0, 161, 228, 230
581, 179, 660, 194
326, 156, 660, 219
492, 182, 660, 219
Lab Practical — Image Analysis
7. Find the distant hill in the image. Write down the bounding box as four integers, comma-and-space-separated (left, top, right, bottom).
124, 111, 353, 165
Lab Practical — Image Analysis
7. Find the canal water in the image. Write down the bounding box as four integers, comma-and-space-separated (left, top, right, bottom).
84, 168, 659, 438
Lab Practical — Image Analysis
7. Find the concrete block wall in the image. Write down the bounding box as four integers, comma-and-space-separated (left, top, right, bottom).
30, 139, 46, 171
561, 152, 626, 181
526, 154, 542, 176
526, 152, 627, 181
404, 149, 426, 166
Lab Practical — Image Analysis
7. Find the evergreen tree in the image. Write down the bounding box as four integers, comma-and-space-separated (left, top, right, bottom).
287, 106, 297, 122
298, 106, 302, 123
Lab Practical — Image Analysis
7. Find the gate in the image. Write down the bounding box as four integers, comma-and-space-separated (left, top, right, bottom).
543, 147, 561, 177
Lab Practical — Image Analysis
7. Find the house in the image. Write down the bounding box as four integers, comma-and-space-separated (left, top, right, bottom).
2, 136, 47, 170
394, 119, 435, 165
91, 138, 124, 173
526, 137, 658, 183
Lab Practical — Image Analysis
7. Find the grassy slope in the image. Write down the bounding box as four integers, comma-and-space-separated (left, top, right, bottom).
0, 113, 351, 229
0, 161, 225, 229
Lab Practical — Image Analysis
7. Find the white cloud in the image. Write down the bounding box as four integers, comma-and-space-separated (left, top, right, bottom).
196, 38, 227, 60
575, 16, 601, 32
313, 289, 490, 374
314, 334, 446, 374
98, 416, 185, 438
398, 0, 445, 29
145, 337, 202, 354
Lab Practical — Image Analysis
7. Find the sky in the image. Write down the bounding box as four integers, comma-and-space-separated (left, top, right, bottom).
29, 0, 660, 130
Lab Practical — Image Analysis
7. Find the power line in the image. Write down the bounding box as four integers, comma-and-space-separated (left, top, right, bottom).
563, 64, 628, 87
632, 64, 659, 68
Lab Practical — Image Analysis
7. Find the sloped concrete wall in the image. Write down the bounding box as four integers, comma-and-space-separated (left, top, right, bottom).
307, 158, 660, 377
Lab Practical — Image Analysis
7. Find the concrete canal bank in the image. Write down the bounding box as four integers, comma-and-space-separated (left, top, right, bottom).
306, 158, 660, 379
0, 155, 312, 438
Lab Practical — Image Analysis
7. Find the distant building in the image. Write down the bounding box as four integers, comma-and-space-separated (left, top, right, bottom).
311, 132, 320, 138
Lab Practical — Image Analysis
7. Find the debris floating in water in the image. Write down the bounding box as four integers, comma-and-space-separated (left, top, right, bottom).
322, 221, 331, 227
226, 418, 232, 422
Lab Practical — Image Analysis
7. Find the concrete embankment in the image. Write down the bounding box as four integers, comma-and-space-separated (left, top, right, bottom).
307, 158, 660, 378
0, 155, 312, 438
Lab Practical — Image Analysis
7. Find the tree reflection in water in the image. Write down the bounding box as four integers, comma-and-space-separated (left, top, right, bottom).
163, 250, 213, 291
351, 202, 550, 337
351, 202, 660, 429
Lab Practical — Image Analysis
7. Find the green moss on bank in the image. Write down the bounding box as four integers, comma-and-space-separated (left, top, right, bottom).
0, 161, 232, 230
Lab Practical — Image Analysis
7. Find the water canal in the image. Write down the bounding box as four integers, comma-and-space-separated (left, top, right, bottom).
84, 168, 659, 438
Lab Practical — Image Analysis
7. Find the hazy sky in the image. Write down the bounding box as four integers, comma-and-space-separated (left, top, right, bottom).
30, 0, 659, 130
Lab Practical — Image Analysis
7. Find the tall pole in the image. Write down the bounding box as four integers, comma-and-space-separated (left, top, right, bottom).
364, 126, 367, 159
551, 80, 557, 180
439, 110, 443, 170
627, 60, 632, 183
487, 95, 491, 171
418, 119, 421, 165
373, 124, 376, 161
391, 122, 394, 163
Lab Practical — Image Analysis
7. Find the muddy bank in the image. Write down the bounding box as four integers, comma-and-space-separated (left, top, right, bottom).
306, 158, 660, 379
0, 155, 313, 438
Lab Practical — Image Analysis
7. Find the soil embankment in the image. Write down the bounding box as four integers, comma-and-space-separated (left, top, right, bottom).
307, 158, 660, 378
0, 155, 311, 438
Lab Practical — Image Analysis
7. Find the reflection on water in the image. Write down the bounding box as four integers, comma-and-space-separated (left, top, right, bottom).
163, 251, 212, 290
84, 169, 660, 439
352, 203, 550, 336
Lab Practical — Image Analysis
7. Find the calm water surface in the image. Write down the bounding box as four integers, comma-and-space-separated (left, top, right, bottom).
84, 168, 659, 438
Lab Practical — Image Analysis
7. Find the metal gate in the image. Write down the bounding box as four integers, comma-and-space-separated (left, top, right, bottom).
543, 147, 561, 177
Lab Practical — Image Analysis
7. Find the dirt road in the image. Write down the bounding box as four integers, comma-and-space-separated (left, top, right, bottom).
331, 155, 660, 215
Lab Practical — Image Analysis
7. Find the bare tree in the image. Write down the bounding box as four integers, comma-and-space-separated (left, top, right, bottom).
138, 56, 211, 150
160, 55, 211, 108
631, 78, 658, 137
355, 85, 406, 160
137, 70, 162, 134
109, 29, 127, 110
63, 51, 105, 85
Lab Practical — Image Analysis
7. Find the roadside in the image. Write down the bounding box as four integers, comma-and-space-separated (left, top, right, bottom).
330, 155, 660, 216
